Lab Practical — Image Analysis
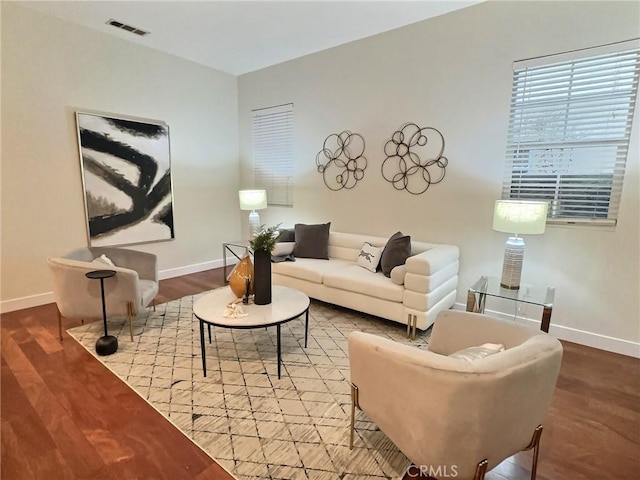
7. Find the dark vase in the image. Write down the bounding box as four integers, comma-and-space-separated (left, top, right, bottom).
253, 250, 272, 305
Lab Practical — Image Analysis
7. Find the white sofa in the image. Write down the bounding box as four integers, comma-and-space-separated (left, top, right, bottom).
272, 231, 459, 331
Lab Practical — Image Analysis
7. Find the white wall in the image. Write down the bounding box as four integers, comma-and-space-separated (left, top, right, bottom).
2, 1, 638, 356
238, 1, 640, 355
1, 3, 240, 310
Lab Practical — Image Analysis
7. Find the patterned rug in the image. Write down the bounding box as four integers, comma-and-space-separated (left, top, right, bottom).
67, 290, 431, 480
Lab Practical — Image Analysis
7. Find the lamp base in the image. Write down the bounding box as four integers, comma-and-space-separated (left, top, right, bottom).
501, 236, 525, 290
96, 335, 118, 356
248, 211, 260, 237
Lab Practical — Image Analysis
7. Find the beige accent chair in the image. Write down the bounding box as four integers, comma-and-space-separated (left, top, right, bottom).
348, 310, 563, 480
48, 247, 159, 341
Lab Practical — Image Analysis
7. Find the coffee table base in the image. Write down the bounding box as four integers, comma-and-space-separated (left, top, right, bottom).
199, 307, 309, 379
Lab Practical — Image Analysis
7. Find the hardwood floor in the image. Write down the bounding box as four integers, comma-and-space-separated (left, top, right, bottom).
2, 267, 639, 479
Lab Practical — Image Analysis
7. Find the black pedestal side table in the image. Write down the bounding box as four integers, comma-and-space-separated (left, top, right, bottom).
86, 269, 118, 356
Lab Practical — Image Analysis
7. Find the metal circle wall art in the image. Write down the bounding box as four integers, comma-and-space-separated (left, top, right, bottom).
381, 123, 448, 195
315, 131, 367, 191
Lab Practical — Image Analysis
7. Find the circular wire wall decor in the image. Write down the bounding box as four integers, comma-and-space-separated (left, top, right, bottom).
381, 123, 448, 195
315, 131, 367, 191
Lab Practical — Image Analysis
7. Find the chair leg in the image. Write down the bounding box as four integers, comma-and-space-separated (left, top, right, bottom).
470, 426, 542, 480
57, 308, 63, 341
349, 383, 359, 450
127, 301, 134, 342
474, 459, 488, 480
153, 299, 156, 312
525, 425, 543, 480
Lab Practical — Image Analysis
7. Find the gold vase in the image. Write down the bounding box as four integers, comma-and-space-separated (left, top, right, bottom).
228, 254, 254, 298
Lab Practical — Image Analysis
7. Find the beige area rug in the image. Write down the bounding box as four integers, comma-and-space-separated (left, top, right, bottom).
67, 291, 431, 480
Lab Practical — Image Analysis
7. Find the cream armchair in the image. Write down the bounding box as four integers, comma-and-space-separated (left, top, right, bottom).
47, 247, 159, 341
348, 310, 563, 480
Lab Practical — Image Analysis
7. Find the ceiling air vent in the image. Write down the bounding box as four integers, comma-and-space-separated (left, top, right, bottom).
106, 19, 149, 37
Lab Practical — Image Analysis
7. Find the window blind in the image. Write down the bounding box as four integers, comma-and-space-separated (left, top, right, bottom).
502, 40, 640, 225
252, 103, 294, 207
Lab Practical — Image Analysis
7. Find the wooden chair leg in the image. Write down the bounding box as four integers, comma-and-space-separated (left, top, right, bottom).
127, 301, 134, 342
349, 383, 359, 450
152, 299, 156, 312
57, 308, 63, 341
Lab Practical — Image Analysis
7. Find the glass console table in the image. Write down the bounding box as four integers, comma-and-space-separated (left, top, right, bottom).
466, 276, 555, 333
222, 241, 253, 281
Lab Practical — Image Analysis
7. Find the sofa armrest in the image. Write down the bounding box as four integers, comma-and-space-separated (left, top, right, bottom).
405, 245, 459, 276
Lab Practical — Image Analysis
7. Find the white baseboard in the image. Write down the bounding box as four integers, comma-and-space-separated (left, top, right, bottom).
158, 257, 238, 280
0, 257, 240, 314
2, 280, 636, 358
157, 257, 238, 280
158, 261, 219, 280
453, 302, 640, 358
0, 291, 55, 314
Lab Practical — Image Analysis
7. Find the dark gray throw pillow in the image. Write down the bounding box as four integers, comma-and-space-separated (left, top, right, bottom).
293, 222, 331, 259
276, 228, 295, 243
380, 231, 411, 277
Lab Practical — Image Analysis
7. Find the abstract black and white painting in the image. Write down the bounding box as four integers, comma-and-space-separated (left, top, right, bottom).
76, 112, 174, 247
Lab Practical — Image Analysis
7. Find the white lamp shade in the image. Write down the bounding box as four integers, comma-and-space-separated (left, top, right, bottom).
492, 200, 548, 235
239, 189, 267, 211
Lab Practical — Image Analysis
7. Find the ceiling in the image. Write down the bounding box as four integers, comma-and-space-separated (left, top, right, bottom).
21, 1, 481, 76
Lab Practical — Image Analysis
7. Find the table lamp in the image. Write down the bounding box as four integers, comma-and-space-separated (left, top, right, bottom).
492, 200, 548, 289
239, 189, 267, 237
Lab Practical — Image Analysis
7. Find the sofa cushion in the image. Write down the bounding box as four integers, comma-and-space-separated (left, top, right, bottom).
323, 265, 404, 302
293, 222, 331, 259
327, 232, 387, 261
380, 231, 411, 277
357, 242, 383, 273
272, 258, 353, 284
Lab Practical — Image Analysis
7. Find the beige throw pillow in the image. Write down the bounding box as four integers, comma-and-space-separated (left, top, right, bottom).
272, 242, 295, 257
450, 343, 505, 362
92, 254, 115, 267
357, 242, 383, 273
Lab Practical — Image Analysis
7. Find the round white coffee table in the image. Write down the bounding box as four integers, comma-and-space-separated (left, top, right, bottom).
193, 285, 310, 379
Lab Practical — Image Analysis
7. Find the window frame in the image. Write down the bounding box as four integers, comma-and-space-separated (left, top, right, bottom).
501, 39, 640, 226
251, 103, 294, 207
